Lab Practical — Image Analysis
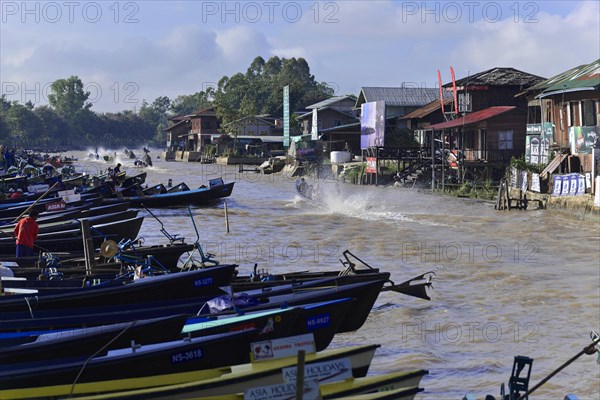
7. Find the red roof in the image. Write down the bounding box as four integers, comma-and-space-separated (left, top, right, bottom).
428, 106, 516, 130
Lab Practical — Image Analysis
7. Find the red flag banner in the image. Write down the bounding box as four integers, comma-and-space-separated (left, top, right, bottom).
450, 66, 458, 115
437, 70, 444, 114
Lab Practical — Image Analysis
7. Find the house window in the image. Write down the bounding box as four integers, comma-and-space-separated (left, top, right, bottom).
498, 131, 513, 150
202, 120, 212, 130
569, 102, 579, 126
334, 119, 341, 127
582, 100, 597, 126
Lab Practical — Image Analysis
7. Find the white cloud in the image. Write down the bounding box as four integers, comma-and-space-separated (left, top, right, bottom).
215, 26, 269, 62
0, 1, 597, 112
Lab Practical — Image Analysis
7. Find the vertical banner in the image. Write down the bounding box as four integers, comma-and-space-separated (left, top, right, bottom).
311, 109, 318, 140
437, 69, 444, 114
360, 100, 386, 149
450, 66, 458, 115
283, 86, 290, 147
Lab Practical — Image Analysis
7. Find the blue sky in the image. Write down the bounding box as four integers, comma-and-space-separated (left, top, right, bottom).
1, 0, 599, 112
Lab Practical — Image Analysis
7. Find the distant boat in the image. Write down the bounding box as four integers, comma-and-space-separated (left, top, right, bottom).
101, 178, 234, 208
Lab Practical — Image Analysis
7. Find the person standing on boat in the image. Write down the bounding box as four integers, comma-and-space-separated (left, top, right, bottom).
14, 209, 39, 258
114, 163, 122, 175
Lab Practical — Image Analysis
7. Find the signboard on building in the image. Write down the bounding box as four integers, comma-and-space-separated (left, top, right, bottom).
283, 86, 290, 147
525, 123, 554, 165
366, 157, 377, 174
569, 126, 599, 155
311, 109, 318, 140
531, 173, 540, 193
360, 100, 385, 149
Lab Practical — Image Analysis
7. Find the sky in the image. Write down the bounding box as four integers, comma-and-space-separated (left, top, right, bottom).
1, 0, 599, 113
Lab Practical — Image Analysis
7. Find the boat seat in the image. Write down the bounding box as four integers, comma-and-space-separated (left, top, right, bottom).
508, 355, 533, 399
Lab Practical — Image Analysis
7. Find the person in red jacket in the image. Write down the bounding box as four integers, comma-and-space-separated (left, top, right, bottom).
14, 209, 39, 258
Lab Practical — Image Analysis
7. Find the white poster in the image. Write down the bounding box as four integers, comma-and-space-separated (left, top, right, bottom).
531, 173, 540, 193
311, 109, 318, 140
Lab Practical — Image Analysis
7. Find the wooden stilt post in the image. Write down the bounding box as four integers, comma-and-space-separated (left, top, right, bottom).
295, 350, 306, 400
80, 219, 96, 276
224, 201, 230, 234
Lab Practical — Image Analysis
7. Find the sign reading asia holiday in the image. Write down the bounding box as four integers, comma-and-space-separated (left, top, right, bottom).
281, 357, 352, 384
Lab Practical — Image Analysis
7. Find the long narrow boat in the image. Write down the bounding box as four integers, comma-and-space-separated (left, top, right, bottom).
232, 249, 435, 301
0, 264, 236, 314
0, 276, 381, 335
0, 298, 350, 362
3, 241, 195, 281
0, 216, 145, 256
0, 314, 189, 362
0, 330, 262, 390
100, 179, 235, 208
1, 344, 381, 399
0, 210, 139, 236
177, 371, 426, 400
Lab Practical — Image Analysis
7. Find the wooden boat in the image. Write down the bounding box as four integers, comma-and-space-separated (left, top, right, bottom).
184, 297, 353, 351
176, 370, 426, 400
2, 343, 381, 399
0, 202, 131, 226
0, 330, 284, 389
1, 298, 350, 372
232, 249, 435, 301
0, 264, 237, 315
0, 216, 144, 256
200, 277, 388, 334
0, 276, 380, 334
0, 210, 138, 236
4, 241, 196, 281
0, 194, 102, 219
100, 178, 234, 208
0, 314, 189, 361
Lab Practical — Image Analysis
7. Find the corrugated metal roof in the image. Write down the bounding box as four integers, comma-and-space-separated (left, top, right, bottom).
443, 67, 545, 88
357, 87, 440, 107
307, 95, 356, 110
297, 107, 357, 120
401, 98, 454, 119
536, 59, 600, 95
428, 106, 516, 130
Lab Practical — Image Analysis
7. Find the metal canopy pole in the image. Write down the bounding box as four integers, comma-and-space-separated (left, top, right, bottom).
431, 130, 435, 191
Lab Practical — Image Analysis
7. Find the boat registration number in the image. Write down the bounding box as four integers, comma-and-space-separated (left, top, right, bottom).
171, 348, 203, 363
306, 313, 331, 330
194, 277, 214, 287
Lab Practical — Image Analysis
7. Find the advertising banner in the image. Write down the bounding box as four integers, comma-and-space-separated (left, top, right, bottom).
569, 126, 599, 154
366, 157, 377, 174
526, 123, 554, 164
360, 100, 385, 149
283, 86, 290, 147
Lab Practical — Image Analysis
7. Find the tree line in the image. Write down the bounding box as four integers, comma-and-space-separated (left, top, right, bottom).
0, 56, 334, 150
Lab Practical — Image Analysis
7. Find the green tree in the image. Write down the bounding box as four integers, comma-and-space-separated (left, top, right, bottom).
48, 76, 92, 118
4, 102, 43, 146
214, 56, 333, 128
33, 106, 69, 147
170, 91, 212, 115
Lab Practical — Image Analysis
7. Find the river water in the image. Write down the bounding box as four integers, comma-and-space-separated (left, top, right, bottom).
67, 148, 599, 399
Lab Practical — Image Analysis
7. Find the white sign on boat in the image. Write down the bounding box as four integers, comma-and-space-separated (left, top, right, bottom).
281, 357, 352, 384
251, 333, 316, 361
243, 380, 320, 400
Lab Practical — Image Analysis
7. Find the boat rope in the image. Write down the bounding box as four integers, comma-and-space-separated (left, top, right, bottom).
24, 295, 38, 319
68, 319, 140, 397
516, 334, 600, 400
